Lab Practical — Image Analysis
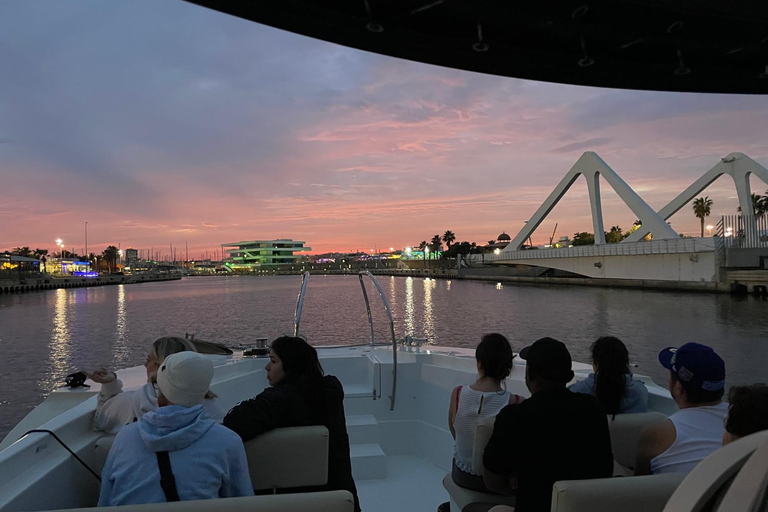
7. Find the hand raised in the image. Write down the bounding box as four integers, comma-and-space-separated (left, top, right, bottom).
83, 368, 116, 384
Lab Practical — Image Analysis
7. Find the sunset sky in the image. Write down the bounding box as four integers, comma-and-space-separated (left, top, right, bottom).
2, 1, 768, 258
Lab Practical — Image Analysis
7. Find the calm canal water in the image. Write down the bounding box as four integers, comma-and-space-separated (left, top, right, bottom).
1, 275, 767, 440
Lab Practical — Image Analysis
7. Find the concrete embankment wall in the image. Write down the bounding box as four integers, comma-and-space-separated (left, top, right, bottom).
0, 274, 180, 294
458, 270, 730, 293
302, 267, 731, 293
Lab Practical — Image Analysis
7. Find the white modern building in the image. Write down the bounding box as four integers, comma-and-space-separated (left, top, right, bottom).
221, 239, 312, 269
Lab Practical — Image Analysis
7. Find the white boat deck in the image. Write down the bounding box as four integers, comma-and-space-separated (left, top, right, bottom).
0, 343, 676, 512
357, 456, 448, 512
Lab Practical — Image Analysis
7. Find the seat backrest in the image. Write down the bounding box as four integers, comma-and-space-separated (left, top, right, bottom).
471, 415, 496, 476
244, 426, 329, 491
551, 473, 685, 512
712, 431, 768, 512
607, 411, 667, 470
48, 490, 354, 512
662, 430, 768, 512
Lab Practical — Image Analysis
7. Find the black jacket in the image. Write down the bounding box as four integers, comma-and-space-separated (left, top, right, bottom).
224, 375, 360, 511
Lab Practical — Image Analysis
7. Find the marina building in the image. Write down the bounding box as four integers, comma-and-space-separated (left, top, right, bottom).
220, 239, 311, 270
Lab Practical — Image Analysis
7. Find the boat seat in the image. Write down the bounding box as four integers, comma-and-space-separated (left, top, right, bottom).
46, 490, 354, 512
93, 434, 117, 474
606, 411, 667, 475
714, 431, 768, 512
244, 425, 329, 492
551, 473, 685, 512
662, 430, 768, 512
442, 416, 516, 511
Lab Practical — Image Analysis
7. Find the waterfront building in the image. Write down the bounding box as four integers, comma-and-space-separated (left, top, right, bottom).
220, 239, 311, 270
486, 232, 512, 252
124, 248, 139, 269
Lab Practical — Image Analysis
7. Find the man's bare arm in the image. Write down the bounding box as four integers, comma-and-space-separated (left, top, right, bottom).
635, 419, 676, 476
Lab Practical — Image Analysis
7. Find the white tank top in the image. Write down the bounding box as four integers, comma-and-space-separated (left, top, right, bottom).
453, 386, 512, 475
650, 401, 728, 475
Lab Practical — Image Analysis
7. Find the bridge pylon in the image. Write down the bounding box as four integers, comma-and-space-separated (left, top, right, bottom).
624, 152, 768, 243
508, 152, 677, 251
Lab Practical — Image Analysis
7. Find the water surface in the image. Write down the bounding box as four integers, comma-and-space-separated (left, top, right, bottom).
1, 275, 766, 440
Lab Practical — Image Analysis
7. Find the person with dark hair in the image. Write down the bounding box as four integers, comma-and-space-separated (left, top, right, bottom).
723, 384, 768, 445
569, 336, 648, 415
635, 342, 727, 475
446, 333, 524, 492
479, 337, 613, 512
223, 336, 360, 512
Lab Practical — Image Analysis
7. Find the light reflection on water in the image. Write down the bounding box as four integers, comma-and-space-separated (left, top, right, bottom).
46, 288, 72, 390
1, 275, 767, 440
423, 278, 435, 340
113, 285, 129, 369
404, 277, 414, 335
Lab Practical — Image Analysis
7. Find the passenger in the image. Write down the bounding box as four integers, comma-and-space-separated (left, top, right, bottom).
98, 352, 253, 505
722, 384, 768, 445
86, 336, 225, 434
635, 342, 727, 475
569, 336, 648, 415
223, 336, 360, 512
480, 337, 613, 512
448, 333, 523, 492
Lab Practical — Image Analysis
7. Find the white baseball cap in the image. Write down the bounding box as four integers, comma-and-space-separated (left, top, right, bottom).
156, 352, 214, 407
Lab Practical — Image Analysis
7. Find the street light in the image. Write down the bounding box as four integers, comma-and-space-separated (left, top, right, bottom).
494, 248, 501, 255
706, 224, 714, 236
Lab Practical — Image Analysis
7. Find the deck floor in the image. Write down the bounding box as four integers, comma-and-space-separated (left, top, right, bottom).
357, 456, 448, 512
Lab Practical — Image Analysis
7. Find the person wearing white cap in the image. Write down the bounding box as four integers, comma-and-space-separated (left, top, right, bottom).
98, 352, 253, 506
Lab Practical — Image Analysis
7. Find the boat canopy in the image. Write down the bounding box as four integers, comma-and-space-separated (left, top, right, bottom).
183, 0, 768, 95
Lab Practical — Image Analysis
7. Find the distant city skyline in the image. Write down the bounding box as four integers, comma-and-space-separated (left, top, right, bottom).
2, 0, 768, 257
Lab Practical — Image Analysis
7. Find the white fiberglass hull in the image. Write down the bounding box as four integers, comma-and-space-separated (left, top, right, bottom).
0, 345, 675, 512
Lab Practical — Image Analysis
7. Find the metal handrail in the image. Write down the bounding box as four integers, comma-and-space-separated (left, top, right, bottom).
358, 271, 398, 411
294, 271, 310, 336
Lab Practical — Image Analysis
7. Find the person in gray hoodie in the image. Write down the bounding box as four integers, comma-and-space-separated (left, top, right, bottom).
98, 352, 253, 506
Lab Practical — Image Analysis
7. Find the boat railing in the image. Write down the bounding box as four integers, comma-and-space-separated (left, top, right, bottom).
293, 271, 310, 337
292, 271, 398, 411
358, 271, 398, 411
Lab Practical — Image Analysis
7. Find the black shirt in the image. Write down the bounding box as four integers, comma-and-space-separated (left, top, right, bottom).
224, 375, 360, 512
483, 387, 613, 512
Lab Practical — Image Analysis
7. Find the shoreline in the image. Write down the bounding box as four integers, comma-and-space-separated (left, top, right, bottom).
0, 273, 181, 294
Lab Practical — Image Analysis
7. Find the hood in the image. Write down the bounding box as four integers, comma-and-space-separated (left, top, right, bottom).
138, 404, 215, 452
323, 375, 344, 401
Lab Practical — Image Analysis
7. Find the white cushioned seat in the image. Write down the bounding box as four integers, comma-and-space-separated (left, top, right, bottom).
551, 473, 685, 512
47, 490, 354, 512
443, 415, 516, 511
244, 426, 329, 492
606, 411, 667, 474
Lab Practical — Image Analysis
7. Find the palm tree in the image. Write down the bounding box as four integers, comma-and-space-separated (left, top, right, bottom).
758, 191, 768, 219
102, 246, 119, 273
430, 234, 442, 258
692, 196, 713, 237
11, 246, 32, 257
417, 241, 427, 265
442, 230, 455, 248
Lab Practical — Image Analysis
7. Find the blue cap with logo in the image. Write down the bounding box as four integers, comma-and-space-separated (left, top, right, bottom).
658, 342, 725, 392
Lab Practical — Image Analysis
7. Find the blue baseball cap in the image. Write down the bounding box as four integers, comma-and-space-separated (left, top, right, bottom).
658, 343, 725, 392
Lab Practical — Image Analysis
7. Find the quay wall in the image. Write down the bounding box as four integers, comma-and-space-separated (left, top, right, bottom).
0, 274, 181, 295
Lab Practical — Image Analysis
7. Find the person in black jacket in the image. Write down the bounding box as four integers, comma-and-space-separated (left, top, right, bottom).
223, 336, 361, 512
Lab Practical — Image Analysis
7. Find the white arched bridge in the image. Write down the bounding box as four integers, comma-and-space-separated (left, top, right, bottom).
472, 152, 768, 283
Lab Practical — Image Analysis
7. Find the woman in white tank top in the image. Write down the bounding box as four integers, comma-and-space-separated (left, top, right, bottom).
447, 334, 524, 492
